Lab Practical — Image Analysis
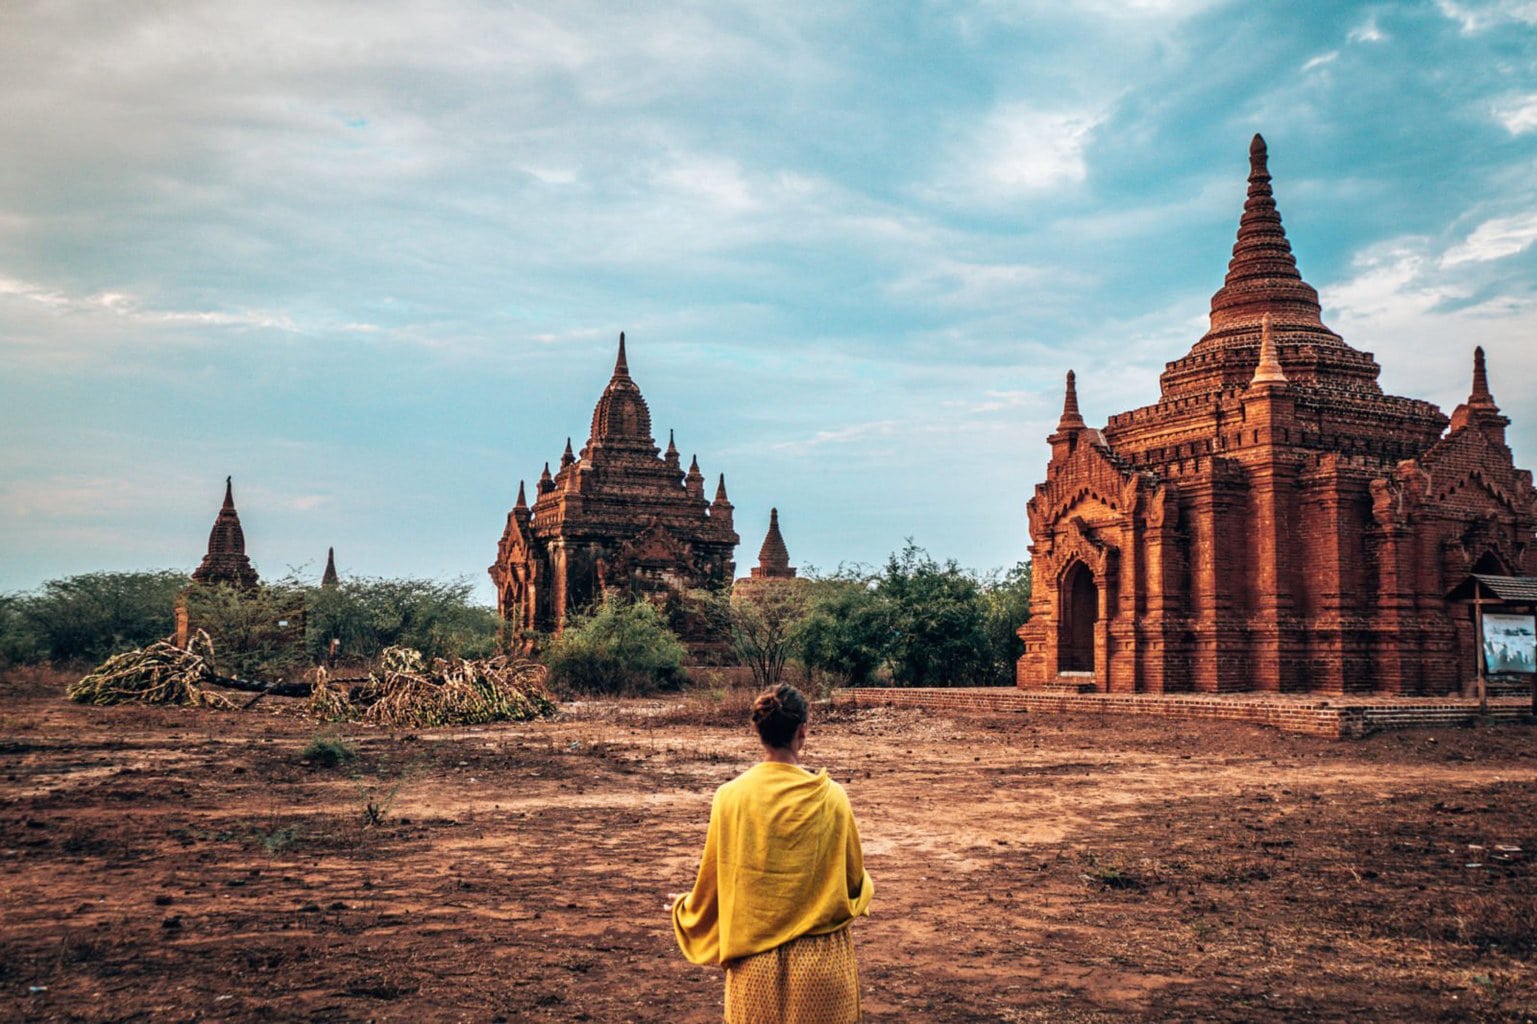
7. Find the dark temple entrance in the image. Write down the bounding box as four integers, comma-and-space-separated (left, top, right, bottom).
1060, 562, 1098, 673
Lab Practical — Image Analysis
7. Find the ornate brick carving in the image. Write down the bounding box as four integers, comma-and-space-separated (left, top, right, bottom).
1018, 136, 1537, 697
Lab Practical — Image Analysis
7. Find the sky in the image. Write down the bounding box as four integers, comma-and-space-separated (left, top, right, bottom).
3, 0, 1536, 605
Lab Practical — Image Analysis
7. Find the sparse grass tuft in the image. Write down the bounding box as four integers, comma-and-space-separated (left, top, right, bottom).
301, 732, 357, 768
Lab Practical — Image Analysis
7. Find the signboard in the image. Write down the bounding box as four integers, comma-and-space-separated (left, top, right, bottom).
1481, 612, 1537, 675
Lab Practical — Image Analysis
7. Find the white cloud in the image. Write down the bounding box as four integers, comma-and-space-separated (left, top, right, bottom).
1493, 93, 1537, 134
1436, 0, 1537, 33
1347, 17, 1386, 43
1302, 51, 1339, 73
974, 104, 1102, 197
1442, 212, 1537, 266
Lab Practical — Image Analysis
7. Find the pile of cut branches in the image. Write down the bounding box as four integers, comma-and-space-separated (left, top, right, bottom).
68, 630, 236, 709
309, 646, 556, 728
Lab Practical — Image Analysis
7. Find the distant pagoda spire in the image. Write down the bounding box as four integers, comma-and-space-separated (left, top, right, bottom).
190, 476, 260, 589
587, 332, 654, 452
321, 547, 339, 588
1056, 370, 1086, 433
750, 507, 797, 579
711, 473, 734, 528
614, 330, 630, 377
1249, 314, 1289, 387
664, 429, 681, 471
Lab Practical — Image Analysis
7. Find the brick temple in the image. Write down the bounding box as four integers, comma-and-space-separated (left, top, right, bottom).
489, 334, 739, 646
1017, 135, 1537, 696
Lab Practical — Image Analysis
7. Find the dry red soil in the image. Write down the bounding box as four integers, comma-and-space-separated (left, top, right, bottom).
2, 668, 1535, 1023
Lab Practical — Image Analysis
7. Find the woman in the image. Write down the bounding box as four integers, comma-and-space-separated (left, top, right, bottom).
671, 684, 874, 1023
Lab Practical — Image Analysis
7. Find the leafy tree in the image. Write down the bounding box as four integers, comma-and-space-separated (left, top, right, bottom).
304, 577, 502, 664
797, 575, 888, 686
980, 560, 1032, 685
879, 543, 992, 687
0, 570, 188, 665
182, 582, 310, 681
542, 598, 685, 695
727, 581, 812, 689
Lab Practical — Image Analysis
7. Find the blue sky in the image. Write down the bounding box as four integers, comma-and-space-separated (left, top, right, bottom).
3, 0, 1536, 603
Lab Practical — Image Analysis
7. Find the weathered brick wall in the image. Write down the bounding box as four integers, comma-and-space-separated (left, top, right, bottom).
843, 687, 1533, 739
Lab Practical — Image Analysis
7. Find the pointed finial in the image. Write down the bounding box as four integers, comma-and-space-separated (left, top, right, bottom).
769, 507, 779, 526
1250, 313, 1288, 386
614, 331, 629, 377
322, 547, 339, 588
1055, 370, 1086, 433
515, 480, 528, 509
666, 429, 677, 455
1250, 133, 1268, 177
714, 473, 730, 503
1471, 345, 1492, 403
689, 454, 701, 473
222, 476, 235, 510
561, 437, 575, 467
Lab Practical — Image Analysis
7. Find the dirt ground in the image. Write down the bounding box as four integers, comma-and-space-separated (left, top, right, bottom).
2, 667, 1535, 1023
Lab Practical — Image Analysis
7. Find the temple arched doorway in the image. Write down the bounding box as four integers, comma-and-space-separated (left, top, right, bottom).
1060, 562, 1097, 673
1473, 551, 1508, 575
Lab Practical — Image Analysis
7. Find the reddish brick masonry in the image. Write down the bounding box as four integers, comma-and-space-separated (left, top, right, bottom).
489, 334, 739, 650
847, 687, 1534, 739
1018, 135, 1537, 697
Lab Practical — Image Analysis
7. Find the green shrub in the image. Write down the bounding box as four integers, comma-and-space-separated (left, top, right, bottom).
542, 598, 685, 696
300, 732, 357, 768
1, 571, 189, 665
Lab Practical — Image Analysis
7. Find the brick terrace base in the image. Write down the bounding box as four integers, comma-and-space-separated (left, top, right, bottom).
841, 687, 1536, 739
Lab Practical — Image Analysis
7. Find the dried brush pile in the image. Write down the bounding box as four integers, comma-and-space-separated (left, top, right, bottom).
68, 630, 236, 709
309, 646, 557, 728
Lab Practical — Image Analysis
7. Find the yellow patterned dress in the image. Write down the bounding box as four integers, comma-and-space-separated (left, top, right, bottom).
672, 761, 874, 1023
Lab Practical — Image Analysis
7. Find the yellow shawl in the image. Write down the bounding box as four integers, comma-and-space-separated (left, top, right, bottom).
672, 761, 873, 965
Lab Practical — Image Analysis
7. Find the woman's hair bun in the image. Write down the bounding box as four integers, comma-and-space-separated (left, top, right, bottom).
751, 684, 808, 748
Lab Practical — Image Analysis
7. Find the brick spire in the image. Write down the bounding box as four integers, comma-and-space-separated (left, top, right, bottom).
1056, 370, 1086, 432
685, 455, 705, 500
561, 438, 575, 468
1449, 346, 1509, 440
191, 476, 259, 589
1159, 134, 1380, 398
1207, 134, 1323, 332
588, 332, 654, 451
711, 473, 734, 529
750, 507, 797, 579
1249, 314, 1288, 387
321, 547, 339, 588
538, 462, 554, 494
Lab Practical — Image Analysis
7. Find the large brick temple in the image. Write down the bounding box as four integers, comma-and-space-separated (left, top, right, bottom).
1017, 135, 1537, 696
489, 334, 739, 645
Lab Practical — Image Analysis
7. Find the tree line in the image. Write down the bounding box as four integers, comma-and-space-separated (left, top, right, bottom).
2, 544, 1031, 692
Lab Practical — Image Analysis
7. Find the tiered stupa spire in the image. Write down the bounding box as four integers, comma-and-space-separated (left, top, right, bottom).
321, 547, 339, 588
1056, 370, 1086, 433
1450, 346, 1510, 442
1157, 133, 1381, 398
749, 508, 797, 579
191, 477, 260, 589
587, 332, 655, 453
